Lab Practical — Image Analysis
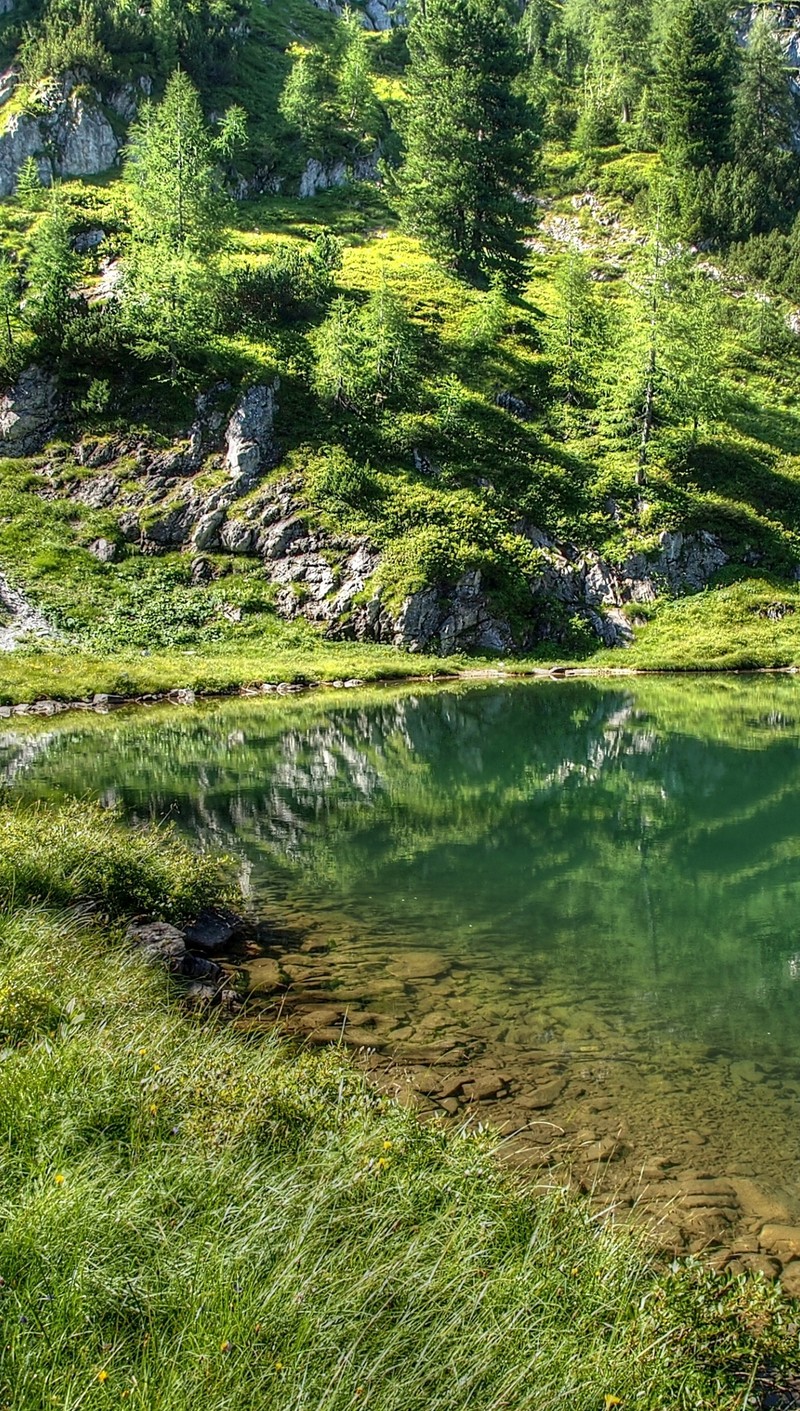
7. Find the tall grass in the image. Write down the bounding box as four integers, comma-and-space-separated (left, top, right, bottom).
0, 800, 794, 1409
0, 798, 230, 921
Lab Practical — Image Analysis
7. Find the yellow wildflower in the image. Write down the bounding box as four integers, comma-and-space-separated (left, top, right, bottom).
382, 1140, 393, 1151
149, 1104, 158, 1116
54, 1173, 65, 1186
96, 1370, 109, 1384
604, 1398, 622, 1409
220, 1341, 232, 1354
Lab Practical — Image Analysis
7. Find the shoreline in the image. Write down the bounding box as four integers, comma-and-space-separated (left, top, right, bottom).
3, 660, 800, 721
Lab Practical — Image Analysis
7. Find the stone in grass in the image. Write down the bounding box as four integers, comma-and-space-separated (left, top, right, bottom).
759, 1225, 800, 1260
126, 919, 222, 982
779, 1261, 800, 1297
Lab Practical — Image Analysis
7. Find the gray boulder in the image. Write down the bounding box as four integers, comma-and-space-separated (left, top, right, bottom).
126, 919, 223, 982
298, 157, 348, 198
0, 570, 52, 651
87, 537, 119, 564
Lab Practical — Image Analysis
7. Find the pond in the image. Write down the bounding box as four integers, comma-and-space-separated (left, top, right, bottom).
5, 674, 800, 1257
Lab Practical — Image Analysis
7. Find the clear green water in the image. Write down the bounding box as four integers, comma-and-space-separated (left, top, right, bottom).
5, 675, 800, 1217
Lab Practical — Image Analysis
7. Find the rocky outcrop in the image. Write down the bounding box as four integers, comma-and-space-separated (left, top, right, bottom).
0, 76, 119, 197
48, 372, 730, 658
297, 147, 381, 197
309, 0, 406, 24
0, 571, 53, 650
225, 380, 280, 483
0, 365, 60, 456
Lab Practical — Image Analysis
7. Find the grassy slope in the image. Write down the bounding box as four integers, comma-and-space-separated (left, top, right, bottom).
1, 797, 797, 1410
2, 15, 800, 687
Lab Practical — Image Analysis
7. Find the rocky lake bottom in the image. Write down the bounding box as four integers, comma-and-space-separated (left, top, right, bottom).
6, 675, 800, 1285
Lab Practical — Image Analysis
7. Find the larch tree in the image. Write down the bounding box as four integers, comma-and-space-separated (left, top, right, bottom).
122, 70, 230, 374
545, 251, 607, 418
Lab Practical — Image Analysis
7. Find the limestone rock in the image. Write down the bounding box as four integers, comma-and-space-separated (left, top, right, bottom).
87, 537, 119, 564
0, 571, 52, 651
225, 380, 280, 482
758, 1224, 800, 1259
0, 365, 60, 456
0, 79, 119, 197
298, 157, 348, 198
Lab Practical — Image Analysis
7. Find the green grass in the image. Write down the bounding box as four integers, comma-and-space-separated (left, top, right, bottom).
0, 640, 472, 706
0, 797, 797, 1410
8, 575, 800, 705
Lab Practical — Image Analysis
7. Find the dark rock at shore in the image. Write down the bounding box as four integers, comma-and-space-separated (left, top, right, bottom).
184, 907, 242, 953
126, 918, 223, 982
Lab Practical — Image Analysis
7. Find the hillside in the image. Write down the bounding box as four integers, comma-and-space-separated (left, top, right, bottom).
1, 0, 800, 690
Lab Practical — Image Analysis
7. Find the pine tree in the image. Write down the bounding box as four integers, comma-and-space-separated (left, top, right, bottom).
658, 0, 734, 173
399, 0, 539, 287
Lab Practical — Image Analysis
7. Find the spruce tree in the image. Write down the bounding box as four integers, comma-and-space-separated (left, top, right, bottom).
658, 0, 734, 173
399, 0, 539, 287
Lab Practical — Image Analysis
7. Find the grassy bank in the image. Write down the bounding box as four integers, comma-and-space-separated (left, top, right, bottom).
0, 797, 798, 1409
6, 575, 800, 707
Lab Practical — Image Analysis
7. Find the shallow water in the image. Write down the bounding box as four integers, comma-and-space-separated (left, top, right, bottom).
6, 675, 800, 1240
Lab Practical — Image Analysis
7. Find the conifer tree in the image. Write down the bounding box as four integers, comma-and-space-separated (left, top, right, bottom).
122, 71, 228, 374
658, 0, 734, 173
399, 0, 539, 287
15, 157, 45, 213
545, 251, 607, 414
126, 70, 224, 258
25, 190, 80, 351
664, 269, 725, 438
337, 7, 378, 137
730, 11, 799, 231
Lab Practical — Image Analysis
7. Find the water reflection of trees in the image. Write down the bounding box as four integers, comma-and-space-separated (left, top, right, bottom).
5, 678, 800, 1053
